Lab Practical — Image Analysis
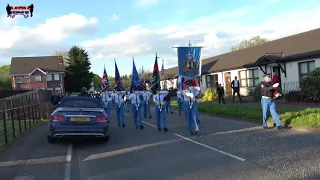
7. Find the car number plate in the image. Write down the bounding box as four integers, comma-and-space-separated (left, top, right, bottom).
70, 117, 90, 122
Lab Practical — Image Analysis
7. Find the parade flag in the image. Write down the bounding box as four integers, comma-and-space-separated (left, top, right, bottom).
180, 76, 200, 90
150, 54, 161, 93
114, 60, 125, 91
130, 57, 140, 92
177, 47, 202, 79
140, 66, 146, 91
161, 59, 165, 77
101, 65, 109, 90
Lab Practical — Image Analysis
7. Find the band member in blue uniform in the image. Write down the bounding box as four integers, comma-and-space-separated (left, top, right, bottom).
101, 89, 112, 119
153, 89, 169, 132
129, 87, 144, 129
164, 92, 174, 114
124, 91, 130, 112
143, 90, 152, 118
112, 87, 127, 127
176, 90, 183, 116
182, 80, 200, 135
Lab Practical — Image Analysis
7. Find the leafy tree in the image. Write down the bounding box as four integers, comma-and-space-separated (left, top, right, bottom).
93, 74, 102, 90
202, 88, 218, 101
0, 65, 12, 89
231, 36, 268, 51
299, 68, 320, 102
64, 46, 94, 92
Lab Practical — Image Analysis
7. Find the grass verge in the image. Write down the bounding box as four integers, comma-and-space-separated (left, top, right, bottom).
170, 101, 320, 128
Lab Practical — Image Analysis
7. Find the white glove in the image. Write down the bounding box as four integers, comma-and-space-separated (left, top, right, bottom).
273, 83, 279, 87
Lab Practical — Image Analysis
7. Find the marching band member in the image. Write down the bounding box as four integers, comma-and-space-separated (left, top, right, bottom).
143, 90, 153, 119
176, 90, 183, 116
112, 87, 127, 127
125, 91, 130, 112
101, 89, 112, 119
182, 80, 200, 135
153, 89, 169, 132
129, 87, 144, 130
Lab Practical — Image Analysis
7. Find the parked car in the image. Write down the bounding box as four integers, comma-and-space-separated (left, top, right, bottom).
47, 96, 109, 143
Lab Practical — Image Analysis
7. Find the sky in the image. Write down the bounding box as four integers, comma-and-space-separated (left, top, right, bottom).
1, 0, 320, 76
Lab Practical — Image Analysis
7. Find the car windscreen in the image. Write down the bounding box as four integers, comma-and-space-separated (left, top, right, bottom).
59, 98, 103, 108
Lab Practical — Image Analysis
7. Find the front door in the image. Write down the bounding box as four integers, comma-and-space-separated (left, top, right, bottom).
224, 72, 232, 96
271, 66, 281, 83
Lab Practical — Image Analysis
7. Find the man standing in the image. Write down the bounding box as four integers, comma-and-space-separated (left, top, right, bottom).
231, 76, 242, 103
176, 90, 183, 116
217, 83, 226, 104
112, 88, 126, 127
143, 90, 152, 119
129, 87, 144, 130
261, 74, 291, 130
182, 80, 200, 135
153, 90, 169, 132
164, 92, 174, 114
101, 89, 112, 119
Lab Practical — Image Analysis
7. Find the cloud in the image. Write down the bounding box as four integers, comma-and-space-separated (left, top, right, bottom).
0, 13, 98, 63
81, 5, 320, 68
108, 14, 120, 22
132, 0, 160, 8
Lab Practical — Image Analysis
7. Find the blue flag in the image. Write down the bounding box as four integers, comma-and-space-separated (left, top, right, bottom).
130, 58, 140, 92
177, 47, 202, 79
115, 60, 125, 91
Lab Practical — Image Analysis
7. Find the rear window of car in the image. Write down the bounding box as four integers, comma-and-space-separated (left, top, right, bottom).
59, 98, 102, 108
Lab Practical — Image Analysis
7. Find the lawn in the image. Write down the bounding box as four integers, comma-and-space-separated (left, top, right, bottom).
170, 101, 320, 128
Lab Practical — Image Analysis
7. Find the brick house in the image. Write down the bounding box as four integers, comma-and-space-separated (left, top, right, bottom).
10, 56, 65, 95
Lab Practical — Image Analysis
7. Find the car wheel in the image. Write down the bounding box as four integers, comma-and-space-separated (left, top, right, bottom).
47, 135, 56, 144
102, 135, 109, 142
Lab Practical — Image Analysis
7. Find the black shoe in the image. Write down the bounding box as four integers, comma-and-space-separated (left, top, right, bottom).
277, 126, 283, 130
273, 123, 276, 128
171, 112, 174, 114
118, 124, 121, 127
194, 131, 199, 135
136, 126, 139, 129
144, 116, 146, 118
263, 126, 268, 129
122, 123, 125, 127
149, 116, 152, 119
179, 113, 181, 116
164, 128, 168, 132
197, 120, 200, 124
190, 132, 194, 135
140, 125, 144, 130
158, 128, 162, 131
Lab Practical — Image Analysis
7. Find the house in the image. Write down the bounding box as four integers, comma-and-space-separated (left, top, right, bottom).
160, 28, 320, 96
10, 56, 65, 95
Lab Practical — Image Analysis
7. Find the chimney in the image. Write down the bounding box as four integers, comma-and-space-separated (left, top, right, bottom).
57, 56, 63, 64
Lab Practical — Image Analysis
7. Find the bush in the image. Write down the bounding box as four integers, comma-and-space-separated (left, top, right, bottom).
284, 90, 305, 102
300, 68, 320, 103
202, 88, 218, 101
251, 86, 261, 102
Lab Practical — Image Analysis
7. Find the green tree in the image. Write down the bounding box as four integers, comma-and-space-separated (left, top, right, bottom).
93, 74, 102, 90
64, 46, 94, 92
231, 36, 268, 51
0, 65, 12, 89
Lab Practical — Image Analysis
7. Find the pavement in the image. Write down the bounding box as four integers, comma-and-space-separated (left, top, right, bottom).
0, 107, 319, 180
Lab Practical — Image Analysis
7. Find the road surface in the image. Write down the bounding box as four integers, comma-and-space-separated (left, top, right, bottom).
0, 107, 319, 180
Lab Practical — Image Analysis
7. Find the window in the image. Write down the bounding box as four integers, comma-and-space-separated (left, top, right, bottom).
205, 74, 219, 89
239, 69, 260, 87
54, 74, 60, 81
299, 61, 316, 80
35, 75, 42, 82
55, 87, 61, 94
46, 74, 52, 81
16, 76, 22, 83
205, 75, 211, 89
24, 76, 30, 83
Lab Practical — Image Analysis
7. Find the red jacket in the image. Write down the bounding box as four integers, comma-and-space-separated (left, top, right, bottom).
272, 75, 280, 83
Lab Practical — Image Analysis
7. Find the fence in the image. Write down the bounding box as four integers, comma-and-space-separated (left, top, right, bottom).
0, 89, 53, 147
281, 81, 300, 93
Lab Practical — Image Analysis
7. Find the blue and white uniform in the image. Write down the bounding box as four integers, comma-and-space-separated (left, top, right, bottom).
153, 91, 169, 131
112, 91, 126, 127
143, 91, 152, 118
176, 90, 183, 116
101, 91, 112, 119
182, 86, 200, 135
129, 91, 145, 129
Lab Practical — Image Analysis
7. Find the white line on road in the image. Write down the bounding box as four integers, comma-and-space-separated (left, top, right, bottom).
142, 121, 246, 162
174, 133, 246, 162
64, 144, 73, 180
124, 113, 129, 116
14, 175, 35, 180
142, 121, 157, 128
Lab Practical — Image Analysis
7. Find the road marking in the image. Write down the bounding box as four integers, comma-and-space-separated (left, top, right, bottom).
124, 113, 129, 116
142, 120, 246, 162
64, 144, 73, 180
143, 121, 157, 128
174, 133, 246, 162
14, 175, 35, 180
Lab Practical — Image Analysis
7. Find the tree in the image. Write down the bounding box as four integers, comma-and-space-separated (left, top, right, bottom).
0, 65, 12, 89
53, 51, 69, 67
231, 36, 268, 51
64, 46, 94, 92
93, 74, 102, 90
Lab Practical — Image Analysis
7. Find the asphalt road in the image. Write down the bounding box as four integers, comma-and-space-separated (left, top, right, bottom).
0, 106, 319, 180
